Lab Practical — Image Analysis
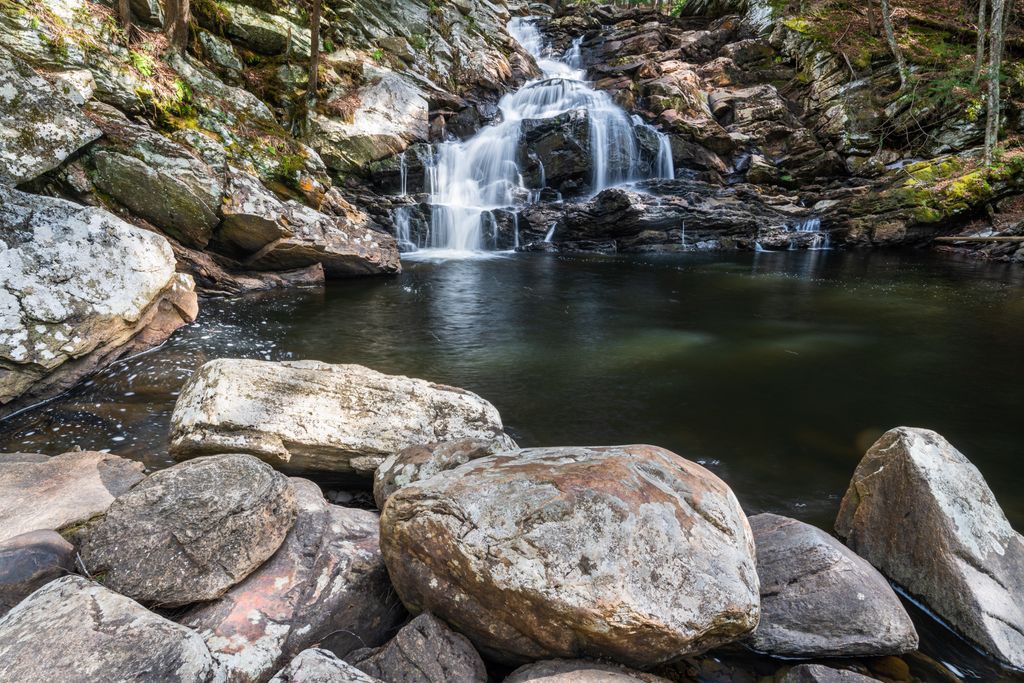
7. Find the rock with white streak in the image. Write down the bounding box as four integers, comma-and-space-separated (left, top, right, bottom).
0, 186, 198, 417
380, 445, 760, 667
0, 575, 215, 682
181, 478, 404, 682
836, 427, 1024, 669
169, 359, 516, 477
0, 47, 100, 186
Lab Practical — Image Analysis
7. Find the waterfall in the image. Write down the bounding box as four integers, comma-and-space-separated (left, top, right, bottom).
398, 16, 672, 258
398, 152, 407, 197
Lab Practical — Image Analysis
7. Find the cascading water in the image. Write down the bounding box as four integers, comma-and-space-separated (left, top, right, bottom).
400, 17, 674, 257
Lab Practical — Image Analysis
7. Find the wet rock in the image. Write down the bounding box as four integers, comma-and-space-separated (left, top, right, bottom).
0, 530, 75, 616
0, 575, 215, 681
518, 110, 595, 191
835, 427, 1024, 669
781, 664, 879, 683
271, 649, 382, 683
81, 454, 296, 608
0, 187, 198, 417
379, 445, 760, 667
181, 478, 403, 682
373, 438, 513, 508
169, 359, 516, 478
505, 659, 670, 682
747, 513, 917, 657
0, 47, 100, 186
346, 612, 486, 683
0, 451, 145, 543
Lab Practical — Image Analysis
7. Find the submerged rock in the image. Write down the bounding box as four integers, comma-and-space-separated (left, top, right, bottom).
835, 427, 1024, 669
505, 659, 670, 682
169, 359, 516, 478
0, 187, 198, 418
271, 649, 382, 683
0, 530, 75, 617
0, 451, 145, 543
0, 47, 100, 186
0, 575, 215, 682
379, 445, 760, 667
346, 612, 486, 683
181, 478, 403, 682
82, 454, 296, 608
373, 438, 513, 508
747, 513, 917, 657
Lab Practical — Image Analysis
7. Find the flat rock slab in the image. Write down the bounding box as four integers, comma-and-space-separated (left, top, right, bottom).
505, 659, 671, 682
0, 47, 100, 186
0, 530, 75, 617
836, 427, 1024, 669
181, 478, 404, 682
380, 445, 760, 668
271, 649, 382, 683
748, 513, 917, 657
781, 664, 880, 683
0, 575, 214, 682
82, 453, 296, 607
0, 450, 145, 543
169, 359, 516, 477
347, 612, 486, 683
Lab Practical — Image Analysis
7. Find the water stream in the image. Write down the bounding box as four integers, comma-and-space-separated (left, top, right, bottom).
407, 17, 673, 257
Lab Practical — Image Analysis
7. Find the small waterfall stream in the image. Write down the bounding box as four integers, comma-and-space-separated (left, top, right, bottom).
400, 17, 674, 257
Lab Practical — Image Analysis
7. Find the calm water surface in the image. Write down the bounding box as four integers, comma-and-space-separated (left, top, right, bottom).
2, 249, 1022, 680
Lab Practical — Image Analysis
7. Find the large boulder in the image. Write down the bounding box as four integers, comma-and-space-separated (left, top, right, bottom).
220, 1, 310, 57
169, 359, 516, 478
0, 187, 198, 418
0, 47, 100, 186
81, 454, 296, 607
0, 575, 215, 681
271, 649, 382, 683
373, 438, 512, 508
835, 427, 1024, 669
0, 530, 75, 616
346, 612, 486, 683
181, 478, 404, 682
0, 451, 145, 543
504, 660, 670, 682
748, 513, 917, 657
379, 445, 760, 667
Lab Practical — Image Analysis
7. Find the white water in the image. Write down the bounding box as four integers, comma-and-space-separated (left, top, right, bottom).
401, 17, 674, 259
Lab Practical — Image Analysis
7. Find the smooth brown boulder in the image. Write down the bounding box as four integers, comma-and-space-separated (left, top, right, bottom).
181, 478, 404, 682
0, 530, 75, 616
0, 451, 145, 543
346, 612, 486, 683
836, 427, 1024, 669
82, 454, 296, 607
380, 445, 760, 668
748, 513, 917, 657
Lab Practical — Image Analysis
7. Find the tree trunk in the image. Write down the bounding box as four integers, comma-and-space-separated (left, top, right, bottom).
166, 0, 190, 53
118, 0, 133, 40
985, 0, 1006, 164
307, 0, 321, 103
867, 0, 877, 35
880, 0, 909, 87
973, 0, 988, 83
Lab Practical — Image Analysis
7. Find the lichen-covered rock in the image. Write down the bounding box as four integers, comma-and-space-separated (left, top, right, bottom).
835, 427, 1024, 670
781, 664, 880, 683
81, 454, 296, 608
373, 438, 513, 508
346, 612, 486, 683
181, 478, 403, 682
505, 659, 671, 682
0, 530, 75, 617
747, 513, 917, 657
0, 47, 100, 186
271, 649, 382, 683
0, 575, 215, 682
379, 445, 760, 667
0, 451, 145, 543
221, 1, 310, 57
0, 187, 198, 417
169, 359, 516, 477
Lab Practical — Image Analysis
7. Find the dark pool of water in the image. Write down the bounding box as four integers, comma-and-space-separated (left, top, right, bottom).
2, 249, 1022, 680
